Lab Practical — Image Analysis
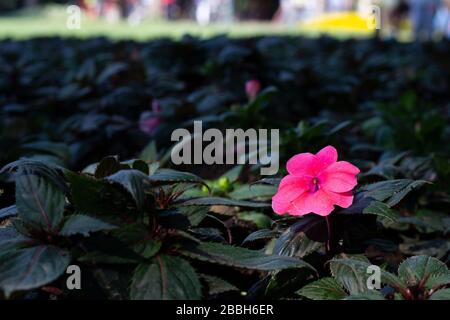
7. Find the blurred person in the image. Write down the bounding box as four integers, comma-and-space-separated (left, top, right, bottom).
385, 0, 409, 38
410, 0, 440, 40
195, 0, 234, 25
327, 0, 354, 11
97, 0, 121, 22
125, 0, 149, 24
162, 0, 177, 19
274, 0, 308, 24
434, 0, 450, 38
79, 0, 100, 18
196, 0, 212, 25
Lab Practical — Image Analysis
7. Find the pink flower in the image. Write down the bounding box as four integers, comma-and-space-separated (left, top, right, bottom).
139, 100, 162, 135
139, 116, 161, 135
272, 146, 360, 217
245, 79, 261, 101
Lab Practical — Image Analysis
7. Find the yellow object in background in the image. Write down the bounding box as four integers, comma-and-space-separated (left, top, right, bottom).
299, 11, 376, 34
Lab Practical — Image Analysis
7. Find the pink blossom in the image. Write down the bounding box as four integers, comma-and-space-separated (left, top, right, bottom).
245, 79, 261, 101
272, 146, 360, 217
139, 100, 162, 135
139, 116, 161, 135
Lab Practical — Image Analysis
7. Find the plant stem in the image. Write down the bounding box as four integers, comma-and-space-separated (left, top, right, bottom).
325, 215, 332, 254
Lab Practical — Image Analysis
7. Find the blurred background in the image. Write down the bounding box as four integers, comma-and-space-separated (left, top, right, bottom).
0, 0, 449, 40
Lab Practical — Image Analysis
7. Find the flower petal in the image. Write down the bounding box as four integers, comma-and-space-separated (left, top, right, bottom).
323, 160, 360, 175
291, 190, 335, 216
319, 171, 358, 193
272, 199, 292, 215
272, 175, 310, 203
286, 152, 316, 175
324, 190, 354, 208
315, 145, 338, 168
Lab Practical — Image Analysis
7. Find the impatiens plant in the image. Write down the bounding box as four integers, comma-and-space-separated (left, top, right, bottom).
0, 157, 314, 299
272, 145, 360, 252
0, 36, 448, 301
298, 255, 450, 300
272, 145, 359, 217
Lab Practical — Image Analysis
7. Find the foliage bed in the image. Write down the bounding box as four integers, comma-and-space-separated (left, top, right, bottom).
0, 36, 449, 300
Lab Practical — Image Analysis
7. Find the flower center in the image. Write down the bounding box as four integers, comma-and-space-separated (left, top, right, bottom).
310, 177, 320, 193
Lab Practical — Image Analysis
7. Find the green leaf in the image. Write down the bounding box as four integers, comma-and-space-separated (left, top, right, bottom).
96, 62, 127, 84
201, 274, 238, 295
16, 173, 65, 232
148, 169, 205, 187
0, 245, 70, 297
65, 171, 119, 215
361, 179, 429, 207
273, 216, 326, 256
60, 214, 117, 237
181, 197, 269, 208
94, 156, 121, 178
180, 242, 315, 272
274, 231, 323, 258
140, 141, 158, 163
251, 178, 281, 187
131, 160, 150, 175
130, 255, 202, 300
106, 170, 150, 211
397, 255, 450, 289
0, 226, 32, 252
133, 240, 162, 259
21, 141, 70, 163
297, 277, 347, 300
399, 239, 450, 259
242, 229, 280, 245
429, 288, 450, 300
330, 255, 371, 295
363, 201, 399, 222
329, 255, 406, 293
0, 205, 18, 221
229, 184, 277, 200
220, 165, 243, 183
237, 211, 272, 229
177, 206, 208, 227
345, 291, 386, 300
1, 158, 67, 192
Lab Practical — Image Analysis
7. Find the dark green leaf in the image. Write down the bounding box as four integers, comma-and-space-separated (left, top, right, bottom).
16, 173, 65, 232
429, 289, 450, 300
148, 169, 205, 187
242, 229, 280, 245
181, 197, 269, 208
397, 255, 450, 289
229, 184, 277, 200
329, 256, 406, 292
201, 274, 238, 295
94, 156, 121, 178
361, 179, 429, 207
180, 242, 315, 272
297, 277, 347, 300
0, 205, 17, 221
345, 291, 385, 300
130, 255, 202, 300
363, 201, 399, 222
106, 170, 150, 211
178, 206, 208, 227
60, 214, 117, 237
0, 245, 70, 297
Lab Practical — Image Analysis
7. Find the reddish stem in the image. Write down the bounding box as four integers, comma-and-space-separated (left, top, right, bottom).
325, 215, 332, 254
